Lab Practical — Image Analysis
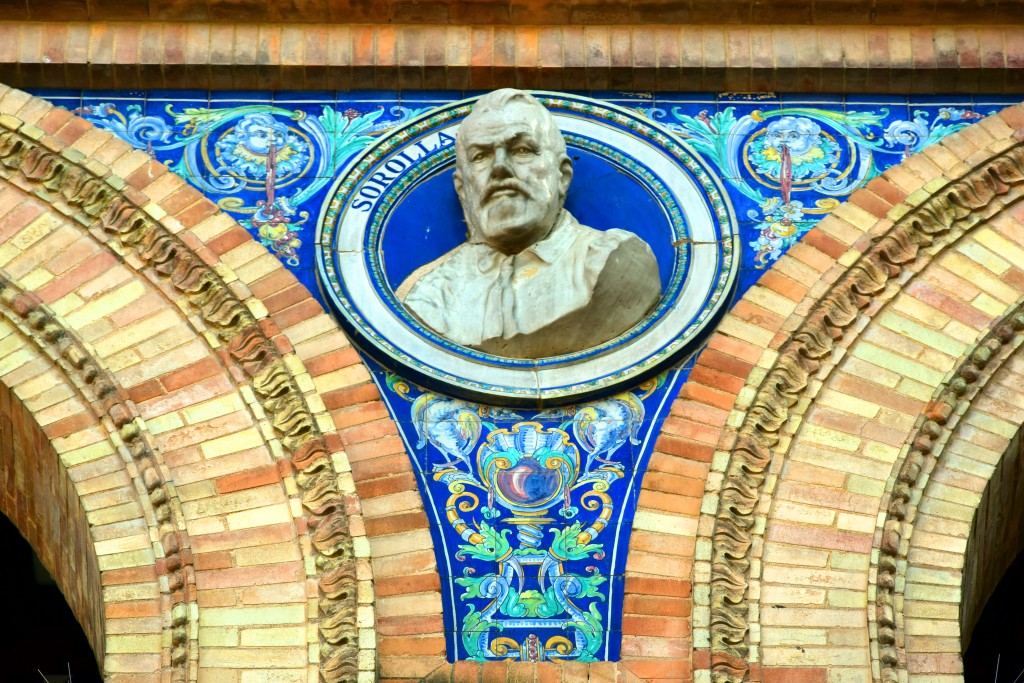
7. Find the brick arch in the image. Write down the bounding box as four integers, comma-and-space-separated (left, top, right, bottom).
0, 84, 371, 683
0, 318, 110, 676
672, 101, 1024, 683
885, 296, 1024, 681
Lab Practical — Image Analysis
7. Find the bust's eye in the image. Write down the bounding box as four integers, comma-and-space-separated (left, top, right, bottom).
511, 145, 535, 158
470, 149, 492, 163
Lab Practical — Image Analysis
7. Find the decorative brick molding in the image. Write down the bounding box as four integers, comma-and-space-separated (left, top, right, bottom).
0, 22, 1022, 93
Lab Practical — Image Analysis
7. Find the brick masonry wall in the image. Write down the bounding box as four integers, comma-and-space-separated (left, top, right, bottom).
2, 84, 1024, 683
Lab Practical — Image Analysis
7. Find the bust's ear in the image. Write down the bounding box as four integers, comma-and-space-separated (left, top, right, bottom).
453, 169, 464, 199
559, 156, 573, 197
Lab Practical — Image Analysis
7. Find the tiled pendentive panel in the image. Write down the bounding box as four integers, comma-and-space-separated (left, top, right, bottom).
32, 88, 1020, 663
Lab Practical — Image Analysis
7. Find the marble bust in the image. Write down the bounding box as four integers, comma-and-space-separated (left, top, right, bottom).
398, 89, 661, 359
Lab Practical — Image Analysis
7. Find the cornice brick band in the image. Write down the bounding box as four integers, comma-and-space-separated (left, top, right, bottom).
4, 0, 1024, 25
0, 22, 1022, 93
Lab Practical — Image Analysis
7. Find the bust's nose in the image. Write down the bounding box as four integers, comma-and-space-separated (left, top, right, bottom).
490, 148, 513, 179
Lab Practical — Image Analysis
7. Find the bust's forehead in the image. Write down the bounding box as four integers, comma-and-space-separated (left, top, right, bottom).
462, 102, 543, 138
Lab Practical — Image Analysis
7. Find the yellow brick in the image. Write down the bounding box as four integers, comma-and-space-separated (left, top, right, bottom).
773, 501, 835, 526
19, 267, 54, 290
761, 628, 828, 646
233, 541, 302, 566
966, 410, 1017, 439
239, 626, 306, 647
836, 513, 874, 533
634, 509, 698, 536
235, 253, 282, 284
105, 634, 163, 654
220, 241, 267, 270
800, 424, 860, 452
12, 212, 63, 250
716, 315, 774, 348
183, 394, 246, 425
960, 239, 1011, 275
240, 671, 305, 683
368, 529, 434, 557
201, 606, 306, 627
851, 342, 944, 386
827, 589, 867, 608
61, 439, 116, 466
191, 213, 236, 243
94, 533, 152, 556
225, 503, 292, 531
200, 648, 307, 669
944, 251, 1019, 304
904, 582, 960, 604
89, 501, 145, 526
97, 547, 156, 571
763, 546, 829, 568
972, 291, 1008, 317
200, 427, 266, 459
891, 295, 951, 328
176, 481, 217, 502
103, 583, 161, 602
896, 377, 934, 402
976, 228, 1024, 269
147, 412, 185, 435
96, 308, 179, 357
282, 313, 337, 344
313, 364, 372, 394
816, 389, 879, 419
877, 310, 967, 357
50, 291, 84, 317
375, 592, 443, 619
760, 584, 827, 605
198, 626, 240, 648
830, 552, 869, 572
761, 646, 869, 667
65, 279, 147, 329
105, 348, 143, 373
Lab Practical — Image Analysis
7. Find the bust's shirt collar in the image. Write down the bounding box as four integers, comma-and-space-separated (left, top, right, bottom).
472, 210, 576, 272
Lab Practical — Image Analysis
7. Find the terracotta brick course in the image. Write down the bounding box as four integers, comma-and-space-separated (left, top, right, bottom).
0, 21, 1022, 92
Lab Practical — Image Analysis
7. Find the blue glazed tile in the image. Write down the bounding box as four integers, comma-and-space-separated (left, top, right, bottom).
209, 89, 269, 104
588, 90, 656, 108
907, 93, 975, 107
84, 88, 146, 101
149, 88, 209, 103
400, 89, 464, 107
273, 89, 336, 104
971, 94, 1022, 109
779, 92, 846, 108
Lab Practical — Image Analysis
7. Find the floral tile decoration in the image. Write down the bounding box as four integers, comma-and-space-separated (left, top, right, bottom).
35, 88, 1019, 663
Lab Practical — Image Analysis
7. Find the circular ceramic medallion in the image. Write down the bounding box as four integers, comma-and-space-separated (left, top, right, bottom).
315, 92, 739, 406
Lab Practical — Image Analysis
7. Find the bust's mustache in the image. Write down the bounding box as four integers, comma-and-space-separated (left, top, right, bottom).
482, 181, 531, 205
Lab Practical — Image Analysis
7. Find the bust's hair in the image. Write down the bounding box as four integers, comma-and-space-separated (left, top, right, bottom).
456, 89, 568, 158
